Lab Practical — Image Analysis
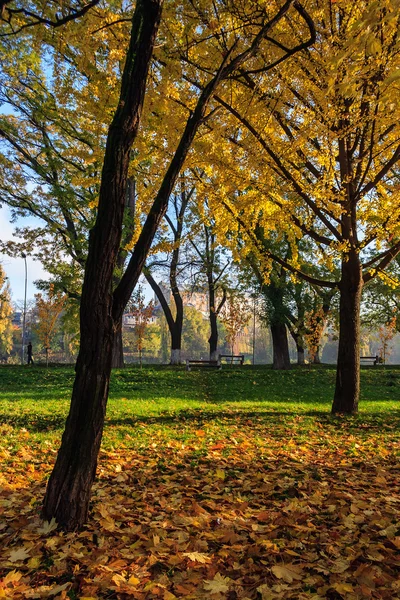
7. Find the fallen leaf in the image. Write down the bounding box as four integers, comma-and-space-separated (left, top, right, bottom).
8, 547, 31, 563
203, 572, 231, 594
2, 570, 23, 585
271, 564, 303, 583
37, 517, 58, 535
183, 552, 211, 563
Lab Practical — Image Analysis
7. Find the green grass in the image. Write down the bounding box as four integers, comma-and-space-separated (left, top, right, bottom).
0, 363, 399, 455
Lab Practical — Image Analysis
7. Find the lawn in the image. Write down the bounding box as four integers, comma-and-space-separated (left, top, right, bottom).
0, 364, 399, 599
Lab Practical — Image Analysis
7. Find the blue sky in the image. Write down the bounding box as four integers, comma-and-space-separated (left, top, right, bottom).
0, 205, 49, 303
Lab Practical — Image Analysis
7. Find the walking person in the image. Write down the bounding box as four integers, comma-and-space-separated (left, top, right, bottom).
27, 341, 34, 365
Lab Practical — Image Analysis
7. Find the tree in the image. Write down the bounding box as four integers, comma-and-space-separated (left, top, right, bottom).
41, 0, 314, 530
0, 7, 138, 368
33, 286, 67, 366
144, 177, 194, 364
220, 292, 251, 355
0, 263, 13, 357
187, 208, 229, 361
199, 0, 400, 412
126, 285, 154, 367
182, 306, 209, 357
377, 313, 397, 364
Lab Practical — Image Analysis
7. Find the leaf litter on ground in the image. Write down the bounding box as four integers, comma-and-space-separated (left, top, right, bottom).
0, 435, 399, 599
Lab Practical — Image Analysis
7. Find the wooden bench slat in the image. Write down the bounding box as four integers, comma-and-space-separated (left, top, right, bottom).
219, 354, 244, 365
186, 359, 221, 371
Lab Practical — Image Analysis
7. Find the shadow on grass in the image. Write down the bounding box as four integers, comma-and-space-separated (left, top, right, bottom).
1, 408, 399, 434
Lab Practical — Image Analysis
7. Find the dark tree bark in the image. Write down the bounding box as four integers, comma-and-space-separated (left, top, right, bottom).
313, 350, 321, 364
261, 279, 291, 370
271, 322, 291, 370
204, 229, 227, 361
42, 0, 163, 529
332, 250, 363, 414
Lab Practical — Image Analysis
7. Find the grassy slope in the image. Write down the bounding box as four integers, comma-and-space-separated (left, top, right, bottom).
0, 364, 399, 451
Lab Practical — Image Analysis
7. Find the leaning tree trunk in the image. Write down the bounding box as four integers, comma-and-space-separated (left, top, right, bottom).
42, 0, 163, 530
332, 251, 363, 414
271, 323, 291, 369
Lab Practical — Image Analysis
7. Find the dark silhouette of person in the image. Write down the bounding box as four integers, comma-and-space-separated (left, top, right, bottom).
27, 342, 34, 365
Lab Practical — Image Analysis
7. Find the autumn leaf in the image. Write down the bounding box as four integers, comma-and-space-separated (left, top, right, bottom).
8, 547, 31, 563
203, 573, 231, 594
183, 552, 211, 563
37, 517, 58, 535
2, 570, 23, 585
271, 564, 303, 583
215, 468, 225, 480
330, 558, 351, 573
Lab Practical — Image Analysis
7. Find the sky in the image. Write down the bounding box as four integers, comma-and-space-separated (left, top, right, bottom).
0, 204, 154, 305
0, 205, 49, 304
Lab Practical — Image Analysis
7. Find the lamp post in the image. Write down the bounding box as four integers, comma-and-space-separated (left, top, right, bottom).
21, 253, 27, 365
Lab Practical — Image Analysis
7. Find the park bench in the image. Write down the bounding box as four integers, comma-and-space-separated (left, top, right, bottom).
186, 359, 221, 371
360, 355, 382, 366
219, 354, 244, 365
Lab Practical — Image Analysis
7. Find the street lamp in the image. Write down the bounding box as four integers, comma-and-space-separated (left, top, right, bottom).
21, 253, 27, 365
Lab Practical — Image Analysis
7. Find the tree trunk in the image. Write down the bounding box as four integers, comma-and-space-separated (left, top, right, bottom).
170, 320, 182, 364
208, 288, 219, 360
209, 316, 219, 361
111, 320, 124, 368
332, 252, 363, 414
271, 323, 291, 369
170, 347, 181, 364
297, 344, 305, 365
313, 349, 321, 364
42, 0, 163, 530
144, 270, 183, 365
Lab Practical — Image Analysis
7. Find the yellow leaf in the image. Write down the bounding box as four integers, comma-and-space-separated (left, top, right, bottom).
111, 574, 126, 586
271, 564, 303, 583
3, 569, 23, 585
183, 552, 211, 563
215, 469, 225, 480
99, 517, 116, 532
257, 583, 273, 600
128, 575, 140, 586
27, 556, 41, 569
